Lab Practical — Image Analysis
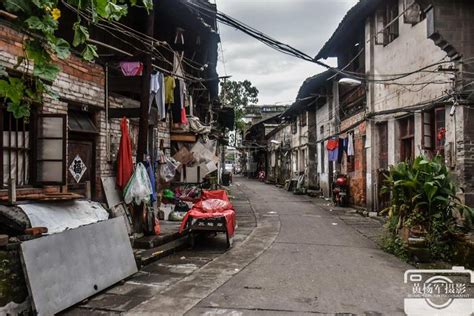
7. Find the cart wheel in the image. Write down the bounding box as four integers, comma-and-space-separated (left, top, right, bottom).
226, 231, 233, 249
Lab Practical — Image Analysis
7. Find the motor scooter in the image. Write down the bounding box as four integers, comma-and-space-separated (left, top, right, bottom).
332, 174, 348, 206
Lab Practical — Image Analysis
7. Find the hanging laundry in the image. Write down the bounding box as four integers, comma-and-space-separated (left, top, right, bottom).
347, 132, 355, 157
180, 79, 188, 124
326, 138, 339, 151
149, 72, 166, 120
180, 107, 188, 124
145, 158, 157, 203
165, 76, 176, 104
117, 117, 133, 190
172, 79, 183, 124
337, 138, 345, 164
327, 138, 339, 162
119, 61, 143, 76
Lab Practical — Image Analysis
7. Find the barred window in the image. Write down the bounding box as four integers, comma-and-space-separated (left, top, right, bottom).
1, 107, 32, 188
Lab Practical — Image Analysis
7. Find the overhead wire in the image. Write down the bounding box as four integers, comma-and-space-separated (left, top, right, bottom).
181, 0, 472, 85
61, 0, 211, 82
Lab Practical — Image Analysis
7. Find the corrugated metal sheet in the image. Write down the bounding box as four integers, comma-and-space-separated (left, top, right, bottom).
19, 200, 109, 234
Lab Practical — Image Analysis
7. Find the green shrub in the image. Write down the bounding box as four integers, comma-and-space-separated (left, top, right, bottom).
381, 156, 474, 261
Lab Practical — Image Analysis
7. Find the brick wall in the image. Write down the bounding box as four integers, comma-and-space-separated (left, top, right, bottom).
340, 120, 367, 207
0, 24, 165, 202
428, 0, 474, 207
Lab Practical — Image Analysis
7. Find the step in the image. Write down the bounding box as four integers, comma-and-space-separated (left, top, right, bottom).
134, 236, 189, 267
133, 221, 182, 249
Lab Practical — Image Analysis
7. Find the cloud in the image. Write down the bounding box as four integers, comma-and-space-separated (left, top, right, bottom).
215, 0, 358, 105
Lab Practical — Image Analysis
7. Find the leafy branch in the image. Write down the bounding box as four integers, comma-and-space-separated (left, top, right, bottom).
219, 79, 259, 131
0, 0, 152, 119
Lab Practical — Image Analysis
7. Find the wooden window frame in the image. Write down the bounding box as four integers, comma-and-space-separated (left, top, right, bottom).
399, 116, 415, 162
0, 106, 33, 189
33, 114, 67, 185
383, 0, 400, 45
422, 108, 445, 156
320, 142, 325, 174
378, 122, 389, 170
291, 120, 297, 134
434, 108, 446, 155
300, 112, 307, 127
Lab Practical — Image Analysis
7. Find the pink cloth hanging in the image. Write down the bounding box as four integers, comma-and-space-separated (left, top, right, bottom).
120, 62, 143, 76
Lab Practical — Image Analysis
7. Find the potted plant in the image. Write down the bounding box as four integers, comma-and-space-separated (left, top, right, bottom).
381, 156, 474, 262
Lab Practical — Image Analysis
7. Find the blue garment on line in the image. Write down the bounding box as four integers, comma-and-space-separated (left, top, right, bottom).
146, 161, 157, 203
328, 148, 338, 162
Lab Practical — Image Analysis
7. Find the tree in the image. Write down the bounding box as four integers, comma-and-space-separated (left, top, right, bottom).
0, 0, 152, 119
219, 79, 259, 131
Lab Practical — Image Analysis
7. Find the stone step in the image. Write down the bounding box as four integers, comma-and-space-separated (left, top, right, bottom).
134, 236, 189, 268
133, 232, 183, 249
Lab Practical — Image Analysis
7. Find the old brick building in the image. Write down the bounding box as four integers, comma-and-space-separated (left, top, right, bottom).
267, 0, 474, 211
0, 0, 219, 203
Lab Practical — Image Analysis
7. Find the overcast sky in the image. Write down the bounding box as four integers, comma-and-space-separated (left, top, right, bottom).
215, 0, 358, 105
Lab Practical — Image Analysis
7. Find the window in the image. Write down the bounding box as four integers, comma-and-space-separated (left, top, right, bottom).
300, 111, 307, 127
300, 149, 306, 172
378, 122, 389, 169
377, 0, 399, 45
422, 108, 445, 157
320, 142, 325, 173
35, 114, 67, 184
1, 107, 32, 188
291, 119, 297, 134
399, 116, 415, 162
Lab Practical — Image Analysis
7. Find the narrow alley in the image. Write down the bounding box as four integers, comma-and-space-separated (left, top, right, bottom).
66, 177, 411, 315
1, 1, 473, 315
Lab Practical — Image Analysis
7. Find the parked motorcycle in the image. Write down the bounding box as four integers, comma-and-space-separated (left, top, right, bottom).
332, 174, 348, 207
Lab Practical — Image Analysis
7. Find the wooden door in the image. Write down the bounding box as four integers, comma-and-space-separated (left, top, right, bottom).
67, 138, 95, 198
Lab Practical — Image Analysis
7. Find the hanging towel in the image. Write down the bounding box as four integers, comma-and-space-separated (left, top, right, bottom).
172, 79, 183, 123
149, 72, 166, 120
337, 138, 345, 164
146, 160, 157, 203
326, 138, 339, 151
328, 148, 339, 162
119, 62, 143, 76
347, 132, 355, 156
165, 76, 176, 104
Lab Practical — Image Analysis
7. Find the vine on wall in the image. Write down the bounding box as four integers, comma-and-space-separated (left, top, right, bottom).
0, 0, 152, 119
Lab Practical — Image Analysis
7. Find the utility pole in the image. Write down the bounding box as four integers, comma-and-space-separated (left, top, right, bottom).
220, 76, 232, 184
135, 6, 154, 234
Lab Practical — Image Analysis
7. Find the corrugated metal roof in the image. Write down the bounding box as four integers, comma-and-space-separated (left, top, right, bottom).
315, 0, 382, 60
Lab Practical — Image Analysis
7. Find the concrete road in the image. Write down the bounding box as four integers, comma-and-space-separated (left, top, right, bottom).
186, 177, 411, 315
66, 177, 412, 315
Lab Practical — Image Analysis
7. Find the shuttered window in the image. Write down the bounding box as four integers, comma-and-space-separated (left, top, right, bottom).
34, 114, 67, 185
1, 107, 32, 188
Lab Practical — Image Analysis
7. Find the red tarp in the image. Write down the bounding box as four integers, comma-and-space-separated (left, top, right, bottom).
201, 190, 230, 202
179, 190, 236, 237
117, 117, 134, 190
